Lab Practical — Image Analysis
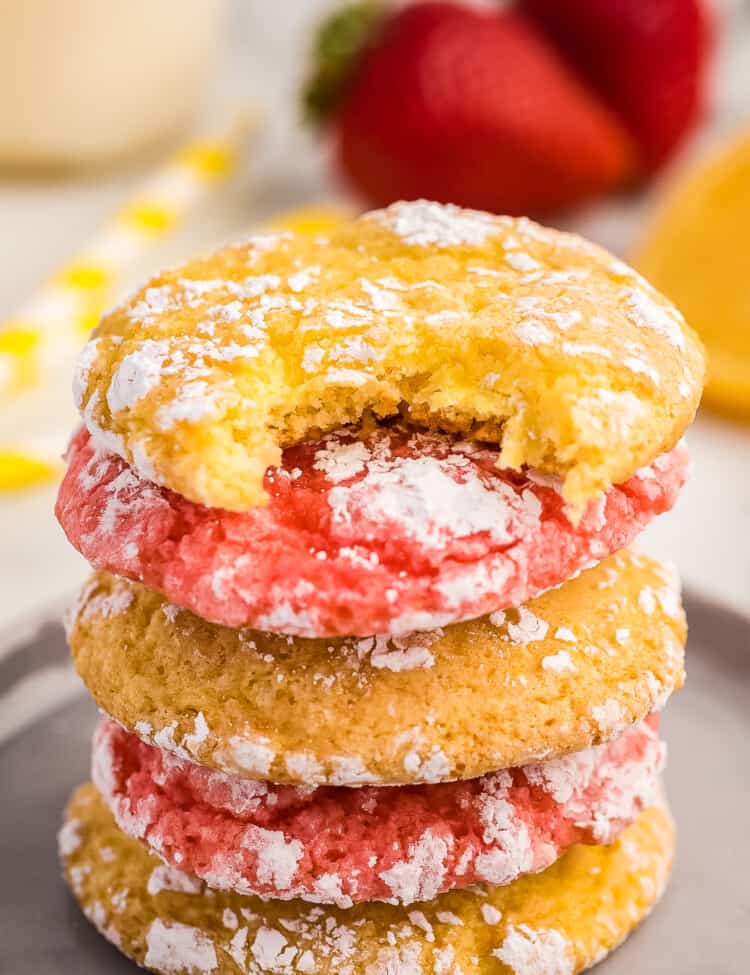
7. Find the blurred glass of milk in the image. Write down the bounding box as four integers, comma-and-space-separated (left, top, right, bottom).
0, 0, 227, 169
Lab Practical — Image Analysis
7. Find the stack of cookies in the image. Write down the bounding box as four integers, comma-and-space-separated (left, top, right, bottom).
56, 201, 704, 975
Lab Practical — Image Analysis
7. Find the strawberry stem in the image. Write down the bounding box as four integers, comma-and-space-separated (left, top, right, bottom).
303, 1, 387, 125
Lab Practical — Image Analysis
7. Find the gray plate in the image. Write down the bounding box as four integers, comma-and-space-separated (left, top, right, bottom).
0, 595, 748, 973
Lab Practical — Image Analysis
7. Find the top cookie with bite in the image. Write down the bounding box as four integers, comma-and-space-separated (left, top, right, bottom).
73, 200, 704, 512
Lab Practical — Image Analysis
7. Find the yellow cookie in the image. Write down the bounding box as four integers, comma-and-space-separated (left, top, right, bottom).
60, 784, 674, 975
67, 549, 685, 786
73, 200, 704, 513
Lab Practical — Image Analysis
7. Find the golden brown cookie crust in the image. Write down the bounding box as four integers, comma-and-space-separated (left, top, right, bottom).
68, 549, 685, 786
60, 784, 675, 975
74, 201, 704, 512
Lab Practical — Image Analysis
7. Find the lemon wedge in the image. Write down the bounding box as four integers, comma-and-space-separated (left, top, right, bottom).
634, 129, 750, 419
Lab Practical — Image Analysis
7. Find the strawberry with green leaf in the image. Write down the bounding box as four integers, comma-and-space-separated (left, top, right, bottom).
304, 0, 710, 215
304, 1, 634, 215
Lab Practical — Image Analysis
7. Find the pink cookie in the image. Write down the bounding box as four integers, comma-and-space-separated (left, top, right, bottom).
93, 715, 664, 907
58, 426, 688, 637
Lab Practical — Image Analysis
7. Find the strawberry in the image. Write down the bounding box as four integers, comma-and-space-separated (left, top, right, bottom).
304, 1, 635, 215
518, 0, 712, 170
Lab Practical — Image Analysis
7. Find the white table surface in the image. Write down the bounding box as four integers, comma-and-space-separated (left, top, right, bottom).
1, 0, 749, 635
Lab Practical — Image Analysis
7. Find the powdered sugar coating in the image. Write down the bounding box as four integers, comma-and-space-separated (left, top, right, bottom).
57, 817, 82, 857
57, 425, 689, 636
93, 715, 663, 906
373, 200, 501, 247
147, 864, 203, 897
144, 919, 218, 974
494, 924, 573, 975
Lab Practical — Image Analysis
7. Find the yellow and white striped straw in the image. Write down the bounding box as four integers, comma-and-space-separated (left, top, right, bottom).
0, 110, 256, 491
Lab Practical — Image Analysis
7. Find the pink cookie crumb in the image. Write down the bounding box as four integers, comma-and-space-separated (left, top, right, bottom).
57, 426, 688, 637
93, 715, 664, 907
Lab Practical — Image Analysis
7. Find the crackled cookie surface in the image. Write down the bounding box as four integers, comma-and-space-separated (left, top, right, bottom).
58, 425, 688, 636
73, 200, 704, 512
93, 715, 663, 906
68, 550, 685, 786
60, 784, 674, 975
